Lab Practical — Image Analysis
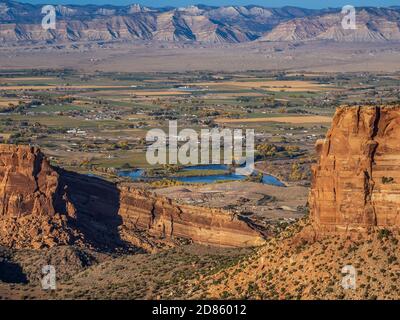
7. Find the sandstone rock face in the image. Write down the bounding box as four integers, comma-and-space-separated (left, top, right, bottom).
309, 106, 400, 236
0, 145, 79, 249
0, 144, 264, 249
119, 186, 263, 248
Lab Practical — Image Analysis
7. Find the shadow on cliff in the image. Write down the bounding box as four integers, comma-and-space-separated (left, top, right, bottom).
0, 259, 28, 284
54, 169, 131, 253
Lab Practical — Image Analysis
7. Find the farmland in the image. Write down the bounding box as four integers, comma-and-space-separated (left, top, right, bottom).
0, 68, 399, 181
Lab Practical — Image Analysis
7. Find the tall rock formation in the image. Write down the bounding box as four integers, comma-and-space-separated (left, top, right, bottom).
309, 106, 400, 236
0, 144, 264, 250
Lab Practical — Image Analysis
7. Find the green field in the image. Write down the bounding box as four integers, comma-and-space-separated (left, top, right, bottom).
1, 69, 399, 175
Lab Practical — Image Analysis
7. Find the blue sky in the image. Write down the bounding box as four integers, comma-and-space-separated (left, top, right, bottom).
20, 1, 400, 9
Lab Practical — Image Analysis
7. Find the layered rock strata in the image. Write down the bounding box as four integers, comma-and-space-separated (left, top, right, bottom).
0, 144, 264, 249
309, 106, 400, 236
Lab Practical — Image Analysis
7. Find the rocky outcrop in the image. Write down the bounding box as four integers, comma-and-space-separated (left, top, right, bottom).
0, 145, 80, 249
119, 185, 263, 248
0, 144, 264, 250
309, 106, 400, 236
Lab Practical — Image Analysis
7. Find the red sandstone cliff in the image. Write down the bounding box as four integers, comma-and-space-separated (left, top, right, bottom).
0, 144, 264, 250
309, 106, 400, 236
119, 185, 263, 248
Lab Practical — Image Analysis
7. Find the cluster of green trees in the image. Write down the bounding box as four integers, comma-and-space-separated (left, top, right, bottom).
256, 143, 301, 159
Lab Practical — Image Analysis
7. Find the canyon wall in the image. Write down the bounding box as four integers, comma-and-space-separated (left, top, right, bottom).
309, 106, 400, 236
0, 144, 264, 250
119, 186, 263, 248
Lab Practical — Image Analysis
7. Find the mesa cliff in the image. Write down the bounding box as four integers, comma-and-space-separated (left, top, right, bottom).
309, 105, 400, 236
0, 144, 264, 250
1, 2, 400, 45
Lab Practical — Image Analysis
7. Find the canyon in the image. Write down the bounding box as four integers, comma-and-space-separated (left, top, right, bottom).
0, 144, 264, 250
1, 106, 400, 251
1, 106, 400, 300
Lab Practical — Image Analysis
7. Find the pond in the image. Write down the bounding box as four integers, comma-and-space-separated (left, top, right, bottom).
118, 169, 145, 180
118, 164, 285, 187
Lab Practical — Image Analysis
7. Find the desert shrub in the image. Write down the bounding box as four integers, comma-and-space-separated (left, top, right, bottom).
378, 229, 392, 240
382, 176, 394, 184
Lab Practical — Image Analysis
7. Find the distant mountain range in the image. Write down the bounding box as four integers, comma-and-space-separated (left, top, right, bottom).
0, 1, 400, 45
